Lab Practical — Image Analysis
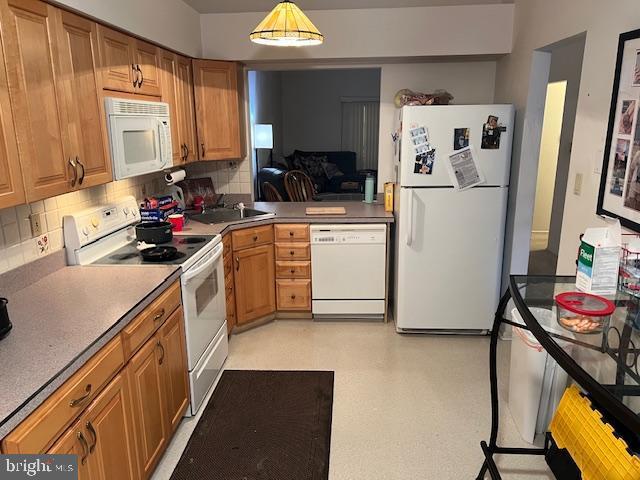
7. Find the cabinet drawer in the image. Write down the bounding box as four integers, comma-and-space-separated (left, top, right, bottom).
232, 225, 273, 251
276, 279, 311, 311
274, 224, 309, 243
2, 335, 124, 454
231, 225, 273, 251
122, 281, 181, 359
275, 243, 310, 261
276, 261, 311, 279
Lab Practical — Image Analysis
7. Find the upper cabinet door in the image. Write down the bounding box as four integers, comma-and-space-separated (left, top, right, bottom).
159, 50, 182, 165
193, 60, 242, 161
0, 0, 74, 201
134, 40, 162, 97
176, 56, 197, 163
57, 11, 112, 189
0, 26, 25, 210
96, 25, 135, 93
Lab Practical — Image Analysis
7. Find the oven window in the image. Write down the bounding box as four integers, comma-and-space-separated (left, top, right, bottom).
195, 268, 219, 316
123, 130, 157, 164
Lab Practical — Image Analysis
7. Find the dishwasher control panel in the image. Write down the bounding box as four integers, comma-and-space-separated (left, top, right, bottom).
310, 224, 386, 244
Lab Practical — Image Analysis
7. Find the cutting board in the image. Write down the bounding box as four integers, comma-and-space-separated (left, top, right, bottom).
305, 207, 347, 215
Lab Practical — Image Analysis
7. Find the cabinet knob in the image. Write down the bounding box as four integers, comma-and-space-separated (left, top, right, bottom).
290, 251, 295, 256
290, 269, 295, 274
291, 294, 296, 300
253, 235, 258, 241
289, 231, 294, 236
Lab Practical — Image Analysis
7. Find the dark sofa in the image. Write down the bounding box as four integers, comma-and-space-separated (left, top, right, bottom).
257, 150, 376, 200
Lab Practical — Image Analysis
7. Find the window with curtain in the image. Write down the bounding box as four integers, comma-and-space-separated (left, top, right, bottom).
341, 99, 380, 171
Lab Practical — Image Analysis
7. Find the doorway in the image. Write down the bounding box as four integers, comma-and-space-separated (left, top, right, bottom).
528, 81, 567, 272
527, 35, 586, 275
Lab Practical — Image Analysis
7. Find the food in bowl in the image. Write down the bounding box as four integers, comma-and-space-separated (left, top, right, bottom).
555, 291, 615, 334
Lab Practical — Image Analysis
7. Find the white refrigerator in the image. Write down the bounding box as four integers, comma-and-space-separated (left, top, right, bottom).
394, 104, 514, 332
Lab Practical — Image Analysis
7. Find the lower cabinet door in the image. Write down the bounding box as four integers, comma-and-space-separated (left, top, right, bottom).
128, 335, 168, 479
47, 420, 92, 480
159, 308, 190, 435
82, 373, 139, 480
234, 244, 276, 324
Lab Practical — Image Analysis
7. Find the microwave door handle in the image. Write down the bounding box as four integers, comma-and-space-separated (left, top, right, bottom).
183, 243, 223, 282
157, 119, 171, 168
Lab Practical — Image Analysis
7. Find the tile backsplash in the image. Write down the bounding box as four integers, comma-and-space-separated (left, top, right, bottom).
0, 159, 253, 275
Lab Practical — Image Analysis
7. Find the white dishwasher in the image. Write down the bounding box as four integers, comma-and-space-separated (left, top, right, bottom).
311, 224, 387, 319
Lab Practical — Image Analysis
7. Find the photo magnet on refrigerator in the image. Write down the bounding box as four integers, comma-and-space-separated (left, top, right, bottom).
414, 149, 435, 175
454, 128, 470, 150
481, 115, 507, 150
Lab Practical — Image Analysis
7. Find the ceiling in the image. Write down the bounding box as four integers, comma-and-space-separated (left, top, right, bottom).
182, 0, 512, 14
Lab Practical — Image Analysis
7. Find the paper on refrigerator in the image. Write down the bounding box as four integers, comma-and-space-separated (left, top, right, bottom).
446, 146, 485, 190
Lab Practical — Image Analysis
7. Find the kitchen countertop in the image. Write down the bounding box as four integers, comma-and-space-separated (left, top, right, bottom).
0, 200, 392, 439
176, 201, 394, 236
0, 262, 181, 438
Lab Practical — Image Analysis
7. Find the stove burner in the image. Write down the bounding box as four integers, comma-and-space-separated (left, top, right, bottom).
177, 237, 207, 245
110, 252, 140, 261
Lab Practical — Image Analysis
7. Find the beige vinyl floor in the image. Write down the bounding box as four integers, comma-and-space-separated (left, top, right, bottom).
153, 320, 554, 480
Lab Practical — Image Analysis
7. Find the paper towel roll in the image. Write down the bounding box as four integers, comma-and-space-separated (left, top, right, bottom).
165, 169, 186, 185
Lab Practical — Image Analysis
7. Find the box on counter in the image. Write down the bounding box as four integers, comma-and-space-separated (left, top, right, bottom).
576, 219, 621, 296
139, 196, 181, 222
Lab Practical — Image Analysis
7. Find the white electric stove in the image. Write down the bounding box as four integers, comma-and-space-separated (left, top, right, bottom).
63, 196, 228, 416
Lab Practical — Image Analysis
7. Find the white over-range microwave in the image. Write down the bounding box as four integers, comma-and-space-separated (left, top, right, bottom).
105, 97, 173, 180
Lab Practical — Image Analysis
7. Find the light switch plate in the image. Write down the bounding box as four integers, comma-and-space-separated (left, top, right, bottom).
30, 212, 43, 237
574, 172, 583, 196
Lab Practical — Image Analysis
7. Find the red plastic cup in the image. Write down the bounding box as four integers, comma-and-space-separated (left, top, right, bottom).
168, 213, 184, 232
193, 195, 204, 213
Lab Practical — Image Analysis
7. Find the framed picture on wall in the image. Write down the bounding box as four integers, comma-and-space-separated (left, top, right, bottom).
597, 28, 640, 231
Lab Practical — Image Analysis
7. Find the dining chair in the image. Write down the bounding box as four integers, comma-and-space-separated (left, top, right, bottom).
262, 182, 284, 201
284, 170, 315, 202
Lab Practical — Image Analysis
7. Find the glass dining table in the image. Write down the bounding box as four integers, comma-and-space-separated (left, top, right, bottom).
477, 275, 640, 480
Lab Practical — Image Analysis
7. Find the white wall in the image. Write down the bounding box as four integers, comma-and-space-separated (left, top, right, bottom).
531, 81, 566, 250
54, 0, 202, 56
250, 71, 284, 165
495, 0, 640, 275
378, 61, 497, 188
200, 5, 513, 61
280, 69, 380, 155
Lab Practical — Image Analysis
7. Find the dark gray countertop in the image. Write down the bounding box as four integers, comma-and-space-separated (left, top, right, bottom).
176, 200, 394, 236
0, 200, 392, 439
0, 262, 181, 438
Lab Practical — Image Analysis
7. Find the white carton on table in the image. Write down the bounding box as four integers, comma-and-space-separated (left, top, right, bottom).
576, 220, 621, 296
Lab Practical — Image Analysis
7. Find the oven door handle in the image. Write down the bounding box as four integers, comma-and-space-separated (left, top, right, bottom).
182, 243, 223, 282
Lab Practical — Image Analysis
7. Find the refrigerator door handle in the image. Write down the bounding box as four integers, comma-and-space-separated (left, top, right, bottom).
406, 190, 414, 246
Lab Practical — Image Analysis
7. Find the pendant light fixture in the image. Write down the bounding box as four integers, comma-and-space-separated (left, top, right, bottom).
250, 0, 324, 47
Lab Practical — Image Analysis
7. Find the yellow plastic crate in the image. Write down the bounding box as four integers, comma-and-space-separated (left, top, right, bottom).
549, 385, 640, 480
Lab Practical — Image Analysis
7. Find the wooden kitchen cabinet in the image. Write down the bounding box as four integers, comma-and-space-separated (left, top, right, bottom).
127, 335, 168, 479
81, 372, 139, 480
133, 40, 162, 97
193, 59, 243, 161
0, 20, 25, 210
158, 308, 189, 436
57, 10, 112, 189
0, 0, 74, 201
96, 25, 136, 93
47, 420, 92, 480
233, 244, 276, 325
176, 55, 198, 163
97, 25, 161, 96
274, 224, 311, 312
276, 279, 311, 311
160, 50, 182, 165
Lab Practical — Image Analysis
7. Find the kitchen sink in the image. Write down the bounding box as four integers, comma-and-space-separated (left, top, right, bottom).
189, 208, 274, 225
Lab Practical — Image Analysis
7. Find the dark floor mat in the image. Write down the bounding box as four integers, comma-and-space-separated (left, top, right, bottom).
170, 370, 334, 480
